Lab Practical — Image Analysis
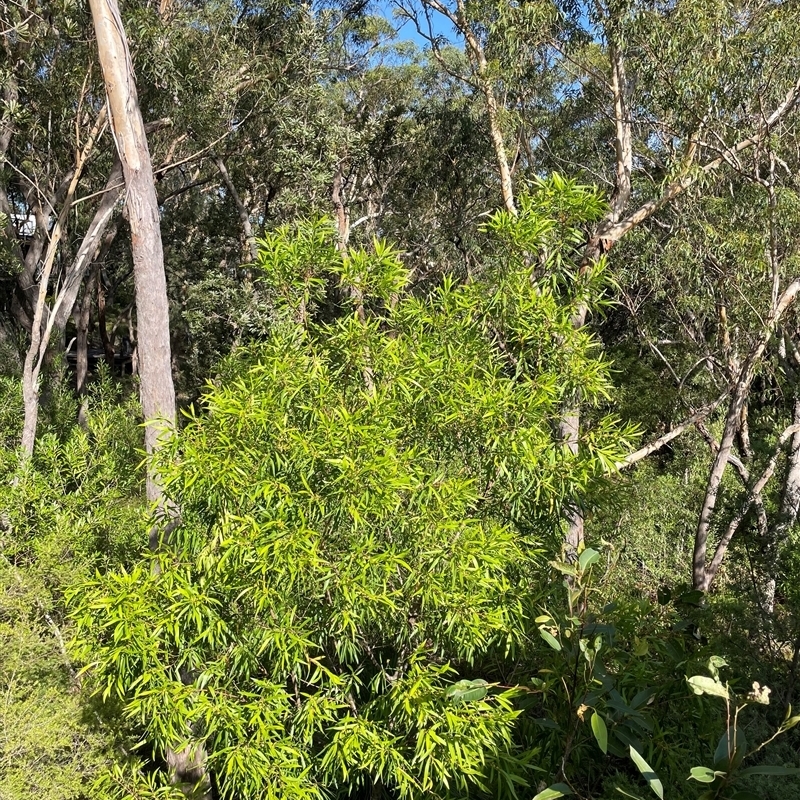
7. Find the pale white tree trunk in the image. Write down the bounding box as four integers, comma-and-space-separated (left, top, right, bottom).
19, 110, 108, 457
693, 280, 800, 590
89, 0, 176, 503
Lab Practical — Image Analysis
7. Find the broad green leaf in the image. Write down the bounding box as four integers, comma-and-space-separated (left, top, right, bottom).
540, 628, 561, 651
629, 746, 664, 800
687, 675, 729, 699
675, 589, 704, 606
533, 783, 572, 800
445, 679, 488, 704
688, 766, 718, 783
578, 547, 600, 571
633, 637, 650, 657
713, 725, 747, 770
591, 711, 608, 754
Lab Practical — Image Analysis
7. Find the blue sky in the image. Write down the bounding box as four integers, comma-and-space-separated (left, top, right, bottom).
373, 0, 459, 48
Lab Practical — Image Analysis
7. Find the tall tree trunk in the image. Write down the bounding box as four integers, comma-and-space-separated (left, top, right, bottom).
421, 0, 516, 215
75, 279, 93, 398
75, 278, 93, 427
19, 111, 108, 457
97, 260, 117, 368
760, 395, 800, 612
456, 0, 515, 215
214, 154, 258, 263
52, 160, 124, 336
89, 2, 206, 794
89, 0, 176, 504
563, 38, 633, 551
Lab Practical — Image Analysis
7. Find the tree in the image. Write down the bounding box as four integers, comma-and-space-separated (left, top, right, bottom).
88, 0, 175, 503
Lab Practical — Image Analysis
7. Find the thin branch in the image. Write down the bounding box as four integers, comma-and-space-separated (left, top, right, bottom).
705, 423, 800, 587
601, 76, 800, 245
616, 394, 726, 470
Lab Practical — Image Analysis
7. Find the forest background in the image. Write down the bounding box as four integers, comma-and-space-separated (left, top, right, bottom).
3, 1, 800, 799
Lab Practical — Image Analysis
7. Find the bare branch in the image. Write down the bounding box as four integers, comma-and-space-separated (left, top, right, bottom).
616, 394, 726, 470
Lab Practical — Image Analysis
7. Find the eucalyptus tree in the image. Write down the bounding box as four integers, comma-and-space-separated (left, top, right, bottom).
567, 0, 800, 594
89, 0, 176, 503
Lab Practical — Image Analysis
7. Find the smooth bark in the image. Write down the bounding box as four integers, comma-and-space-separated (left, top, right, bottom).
89, 0, 176, 503
701, 423, 800, 591
422, 0, 516, 214
616, 395, 726, 470
214, 154, 258, 263
20, 109, 108, 457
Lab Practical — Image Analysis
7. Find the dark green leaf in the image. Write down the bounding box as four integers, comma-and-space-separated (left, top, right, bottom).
533, 784, 572, 800
713, 726, 747, 770
738, 765, 800, 777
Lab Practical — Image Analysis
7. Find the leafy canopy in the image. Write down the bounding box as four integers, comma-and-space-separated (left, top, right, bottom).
71, 177, 634, 800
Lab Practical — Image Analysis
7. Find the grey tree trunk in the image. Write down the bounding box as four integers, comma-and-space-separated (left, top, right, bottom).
75, 281, 92, 398
214, 155, 258, 263
89, 0, 176, 503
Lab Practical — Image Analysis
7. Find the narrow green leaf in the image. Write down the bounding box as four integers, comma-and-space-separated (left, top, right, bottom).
738, 765, 800, 777
629, 746, 664, 800
780, 715, 800, 732
540, 628, 562, 651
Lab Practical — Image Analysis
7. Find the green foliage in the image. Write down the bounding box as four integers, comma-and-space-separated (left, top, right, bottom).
71, 192, 633, 799
681, 659, 800, 800
0, 375, 147, 800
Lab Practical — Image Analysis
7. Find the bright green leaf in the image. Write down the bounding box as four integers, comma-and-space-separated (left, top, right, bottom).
629, 746, 664, 800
